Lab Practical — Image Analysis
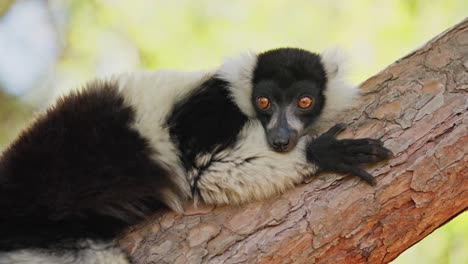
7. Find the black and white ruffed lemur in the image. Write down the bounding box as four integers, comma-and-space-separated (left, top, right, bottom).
0, 48, 392, 263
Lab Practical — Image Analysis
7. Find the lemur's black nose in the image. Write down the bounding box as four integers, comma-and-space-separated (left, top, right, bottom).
272, 138, 289, 150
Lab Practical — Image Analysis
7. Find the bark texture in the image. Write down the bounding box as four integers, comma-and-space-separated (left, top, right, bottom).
120, 19, 468, 264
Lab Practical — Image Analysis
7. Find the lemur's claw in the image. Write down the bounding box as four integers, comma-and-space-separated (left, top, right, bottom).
323, 123, 347, 136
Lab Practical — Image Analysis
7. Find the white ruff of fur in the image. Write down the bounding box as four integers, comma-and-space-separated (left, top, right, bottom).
217, 52, 258, 118
315, 47, 358, 133
0, 241, 128, 264
195, 120, 317, 205
114, 70, 213, 212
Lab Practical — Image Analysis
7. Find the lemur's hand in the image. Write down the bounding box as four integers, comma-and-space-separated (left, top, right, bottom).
307, 123, 393, 185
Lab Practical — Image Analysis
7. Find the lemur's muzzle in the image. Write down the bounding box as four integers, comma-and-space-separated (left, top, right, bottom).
266, 111, 299, 152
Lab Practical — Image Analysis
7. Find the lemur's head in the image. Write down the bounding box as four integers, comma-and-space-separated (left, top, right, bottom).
251, 48, 327, 152
220, 47, 356, 153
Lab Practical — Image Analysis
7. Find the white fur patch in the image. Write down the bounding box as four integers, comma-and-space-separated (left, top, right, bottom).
0, 241, 128, 264
195, 120, 317, 205
315, 47, 358, 133
217, 52, 258, 118
286, 105, 304, 133
266, 111, 279, 130
114, 70, 213, 212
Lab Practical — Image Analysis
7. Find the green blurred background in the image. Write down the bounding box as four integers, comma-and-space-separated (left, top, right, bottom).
0, 1, 466, 263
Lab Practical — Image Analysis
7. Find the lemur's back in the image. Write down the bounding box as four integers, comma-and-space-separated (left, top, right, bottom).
0, 82, 178, 260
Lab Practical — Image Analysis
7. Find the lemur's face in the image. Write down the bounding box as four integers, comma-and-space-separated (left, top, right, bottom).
252, 48, 327, 152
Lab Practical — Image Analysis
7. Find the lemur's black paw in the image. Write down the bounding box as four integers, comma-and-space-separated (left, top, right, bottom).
307, 123, 393, 185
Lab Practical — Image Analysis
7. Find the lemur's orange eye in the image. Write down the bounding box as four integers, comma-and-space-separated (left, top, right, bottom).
298, 96, 313, 109
257, 96, 270, 109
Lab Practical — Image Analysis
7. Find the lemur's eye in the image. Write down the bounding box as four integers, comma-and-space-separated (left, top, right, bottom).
257, 96, 270, 109
298, 96, 313, 109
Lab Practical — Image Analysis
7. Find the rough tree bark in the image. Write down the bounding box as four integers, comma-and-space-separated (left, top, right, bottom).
119, 19, 468, 264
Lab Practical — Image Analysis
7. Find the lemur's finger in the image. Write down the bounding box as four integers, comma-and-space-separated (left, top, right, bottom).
344, 145, 393, 158
324, 123, 347, 137
336, 164, 376, 186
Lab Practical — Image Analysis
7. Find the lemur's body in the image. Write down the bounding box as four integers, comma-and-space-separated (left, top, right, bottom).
0, 48, 391, 263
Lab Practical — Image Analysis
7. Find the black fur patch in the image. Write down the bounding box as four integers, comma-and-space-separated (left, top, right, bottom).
167, 77, 248, 170
0, 82, 178, 251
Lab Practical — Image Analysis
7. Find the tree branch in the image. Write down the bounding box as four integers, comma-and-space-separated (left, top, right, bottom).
120, 18, 468, 264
